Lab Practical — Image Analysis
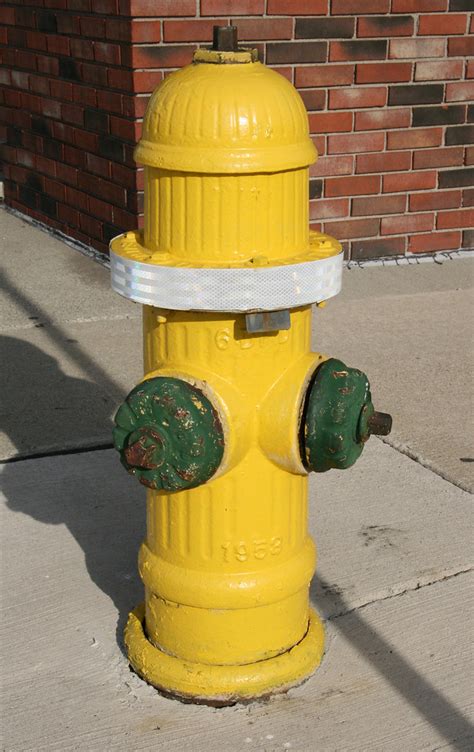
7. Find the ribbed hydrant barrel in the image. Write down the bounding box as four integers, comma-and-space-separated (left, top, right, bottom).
110, 27, 391, 703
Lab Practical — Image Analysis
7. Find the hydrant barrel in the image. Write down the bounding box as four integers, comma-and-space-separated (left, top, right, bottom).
110, 27, 391, 703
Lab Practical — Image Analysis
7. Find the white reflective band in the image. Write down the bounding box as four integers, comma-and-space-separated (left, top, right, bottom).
110, 251, 343, 313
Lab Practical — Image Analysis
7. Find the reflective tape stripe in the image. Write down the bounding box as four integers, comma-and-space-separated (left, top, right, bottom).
110, 251, 343, 312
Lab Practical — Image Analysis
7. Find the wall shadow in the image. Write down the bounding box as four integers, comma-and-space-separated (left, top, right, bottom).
311, 576, 474, 750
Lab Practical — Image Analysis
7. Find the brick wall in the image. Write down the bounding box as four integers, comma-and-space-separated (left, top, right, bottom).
1, 1, 473, 259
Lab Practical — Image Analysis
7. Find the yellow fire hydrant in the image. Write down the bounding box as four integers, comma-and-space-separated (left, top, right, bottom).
110, 26, 391, 704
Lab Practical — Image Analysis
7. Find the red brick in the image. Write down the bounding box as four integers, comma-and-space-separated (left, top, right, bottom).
382, 212, 433, 235
131, 20, 160, 43
203, 0, 264, 12
466, 148, 474, 167
352, 194, 406, 216
383, 170, 437, 192
356, 62, 412, 84
29, 75, 50, 97
330, 40, 387, 62
80, 17, 105, 39
0, 7, 15, 24
46, 34, 70, 56
89, 196, 113, 222
234, 18, 293, 40
73, 85, 97, 108
132, 70, 164, 94
332, 0, 389, 12
26, 31, 48, 51
328, 131, 385, 155
74, 128, 98, 152
409, 230, 461, 252
125, 0, 197, 14
44, 178, 66, 202
358, 15, 414, 37
36, 55, 60, 76
58, 202, 79, 228
418, 13, 467, 35
42, 99, 61, 119
94, 42, 121, 65
329, 86, 387, 109
70, 38, 94, 61
463, 187, 474, 206
295, 64, 354, 88
311, 155, 353, 177
309, 198, 349, 220
108, 68, 134, 91
415, 60, 464, 81
105, 19, 129, 41
97, 90, 123, 115
390, 38, 445, 58
309, 112, 353, 133
49, 80, 73, 101
110, 116, 141, 141
300, 89, 327, 111
355, 108, 410, 130
64, 144, 84, 168
352, 236, 406, 259
80, 213, 103, 239
392, 0, 446, 10
312, 135, 326, 156
413, 146, 464, 168
356, 150, 411, 173
437, 208, 474, 229
81, 63, 108, 88
163, 19, 226, 42
61, 103, 84, 126
56, 163, 78, 186
131, 44, 194, 68
267, 0, 327, 12
326, 175, 381, 197
448, 37, 474, 57
387, 127, 442, 150
324, 217, 380, 239
446, 82, 474, 102
409, 189, 461, 211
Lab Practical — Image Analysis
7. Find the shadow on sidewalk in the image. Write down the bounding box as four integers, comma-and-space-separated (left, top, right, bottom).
311, 577, 474, 750
0, 334, 144, 655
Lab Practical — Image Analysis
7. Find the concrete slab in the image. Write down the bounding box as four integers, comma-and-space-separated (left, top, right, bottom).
313, 259, 474, 492
0, 208, 135, 328
1, 443, 472, 751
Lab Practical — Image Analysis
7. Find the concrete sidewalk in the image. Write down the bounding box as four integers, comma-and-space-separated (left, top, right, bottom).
1, 208, 473, 751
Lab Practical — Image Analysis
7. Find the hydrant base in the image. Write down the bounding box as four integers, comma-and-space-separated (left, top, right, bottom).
124, 604, 325, 705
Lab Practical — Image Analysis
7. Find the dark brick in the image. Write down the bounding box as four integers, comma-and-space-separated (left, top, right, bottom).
449, 0, 471, 8
388, 84, 444, 106
295, 17, 354, 38
412, 105, 466, 127
309, 179, 323, 199
103, 223, 123, 244
31, 116, 51, 137
19, 185, 37, 209
330, 39, 387, 61
39, 194, 57, 218
358, 15, 413, 36
300, 89, 326, 111
98, 135, 123, 161
7, 126, 22, 147
84, 109, 109, 133
26, 173, 43, 191
462, 229, 474, 247
351, 236, 405, 260
439, 168, 474, 188
58, 57, 81, 81
8, 28, 27, 47
467, 105, 474, 123
43, 138, 63, 160
36, 11, 57, 33
266, 41, 327, 64
445, 125, 474, 146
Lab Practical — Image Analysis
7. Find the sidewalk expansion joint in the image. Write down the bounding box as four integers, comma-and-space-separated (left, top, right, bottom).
0, 442, 114, 465
327, 567, 473, 622
377, 436, 473, 495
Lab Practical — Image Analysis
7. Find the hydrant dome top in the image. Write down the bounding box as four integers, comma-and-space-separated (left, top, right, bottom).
134, 55, 317, 174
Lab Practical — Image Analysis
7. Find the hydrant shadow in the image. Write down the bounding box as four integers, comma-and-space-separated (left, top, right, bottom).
311, 576, 474, 749
0, 335, 144, 657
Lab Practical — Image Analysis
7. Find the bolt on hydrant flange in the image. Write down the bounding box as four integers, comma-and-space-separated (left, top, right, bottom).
110, 26, 391, 705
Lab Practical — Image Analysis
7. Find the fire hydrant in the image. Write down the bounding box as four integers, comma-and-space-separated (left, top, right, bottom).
110, 27, 392, 704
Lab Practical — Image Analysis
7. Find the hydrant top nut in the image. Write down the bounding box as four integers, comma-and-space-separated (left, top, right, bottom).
113, 377, 225, 492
